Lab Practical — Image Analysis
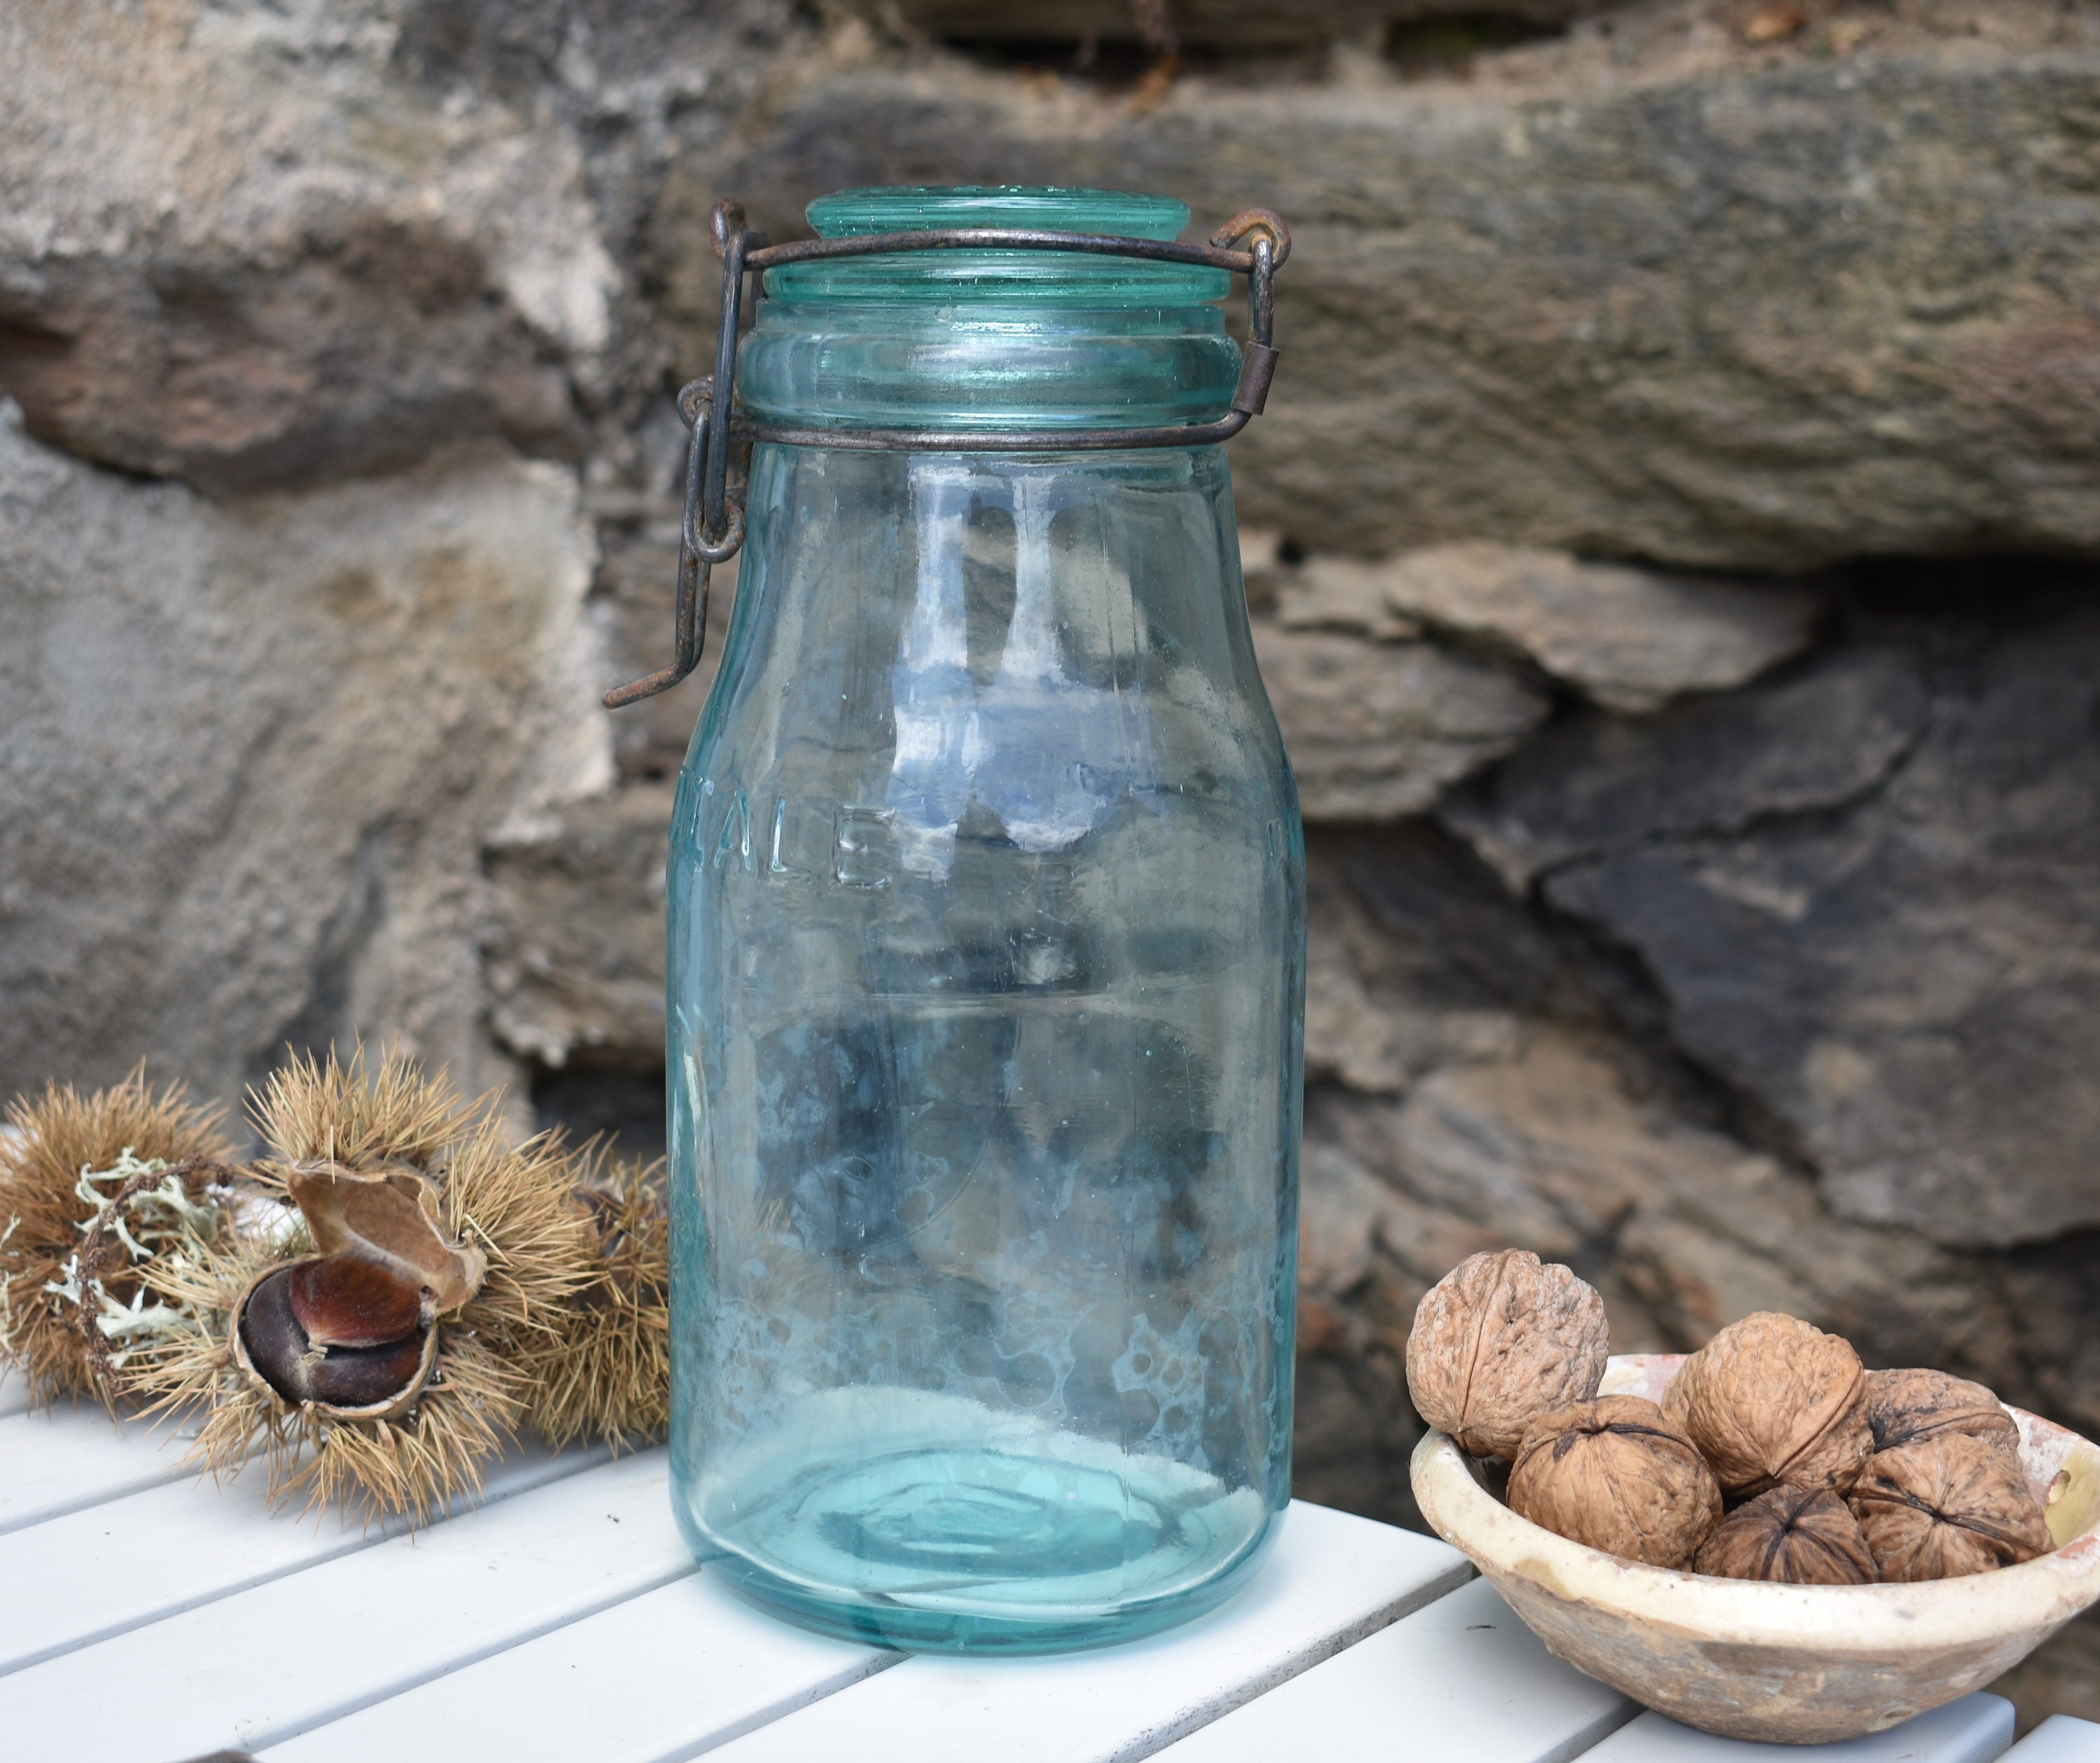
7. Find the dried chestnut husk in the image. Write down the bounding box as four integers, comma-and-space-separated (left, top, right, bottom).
286, 1161, 485, 1312
1863, 1368, 2022, 1467
234, 1254, 435, 1417
1508, 1396, 1722, 1568
1850, 1436, 2053, 1582
1693, 1487, 1878, 1585
1662, 1312, 1872, 1498
1406, 1249, 1611, 1460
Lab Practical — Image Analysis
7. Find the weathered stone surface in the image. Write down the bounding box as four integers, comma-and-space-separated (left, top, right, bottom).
1308, 1024, 2028, 1399
1278, 543, 1822, 712
484, 784, 674, 1072
0, 0, 646, 494
1441, 644, 1931, 887
1303, 826, 1541, 1090
850, 0, 1604, 51
0, 400, 608, 1110
716, 13, 2100, 568
1455, 606, 2100, 1249
1254, 620, 1548, 819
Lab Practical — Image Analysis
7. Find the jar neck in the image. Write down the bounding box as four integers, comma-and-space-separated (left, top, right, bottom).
736, 297, 1242, 433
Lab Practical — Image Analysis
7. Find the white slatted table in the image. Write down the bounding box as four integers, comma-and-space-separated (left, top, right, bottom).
0, 1389, 2093, 1763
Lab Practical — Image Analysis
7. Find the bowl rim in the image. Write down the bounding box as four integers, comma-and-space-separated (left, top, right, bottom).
1410, 1352, 2100, 1653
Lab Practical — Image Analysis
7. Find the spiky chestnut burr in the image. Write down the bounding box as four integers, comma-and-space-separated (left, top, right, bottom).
512, 1149, 670, 1454
135, 1048, 596, 1523
0, 1072, 237, 1410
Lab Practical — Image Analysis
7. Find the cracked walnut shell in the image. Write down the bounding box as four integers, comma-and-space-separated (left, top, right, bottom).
1693, 1486, 1878, 1585
1850, 1436, 2053, 1582
1508, 1396, 1723, 1569
1407, 1249, 1611, 1460
1662, 1312, 1873, 1498
1864, 1368, 2022, 1467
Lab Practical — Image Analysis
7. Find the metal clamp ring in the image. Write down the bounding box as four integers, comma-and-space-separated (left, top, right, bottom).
1208, 208, 1292, 270
690, 503, 745, 566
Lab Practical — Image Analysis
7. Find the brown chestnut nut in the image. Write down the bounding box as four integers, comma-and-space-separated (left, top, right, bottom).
1850, 1436, 2053, 1582
1508, 1395, 1723, 1569
1863, 1368, 2022, 1466
237, 1256, 434, 1415
1661, 1312, 1873, 1499
1693, 1486, 1878, 1585
1406, 1249, 1611, 1461
288, 1253, 428, 1349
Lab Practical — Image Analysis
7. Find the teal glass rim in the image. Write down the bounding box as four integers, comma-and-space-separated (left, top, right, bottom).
775, 185, 1231, 304
601, 192, 1291, 711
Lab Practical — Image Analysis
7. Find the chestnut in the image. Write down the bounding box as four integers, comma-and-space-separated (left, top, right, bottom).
236, 1255, 435, 1415
288, 1253, 428, 1349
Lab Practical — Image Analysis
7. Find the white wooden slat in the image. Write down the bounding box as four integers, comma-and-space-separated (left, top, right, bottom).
1581, 1695, 2015, 1763
709, 1499, 1473, 1763
2003, 1718, 2100, 1763
0, 1447, 693, 1762
1155, 1575, 1634, 1763
0, 1436, 609, 1677
258, 1572, 898, 1763
0, 1399, 201, 1536
0, 1365, 29, 1419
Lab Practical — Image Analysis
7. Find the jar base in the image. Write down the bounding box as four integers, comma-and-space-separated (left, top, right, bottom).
701, 1522, 1278, 1654
676, 1389, 1283, 1653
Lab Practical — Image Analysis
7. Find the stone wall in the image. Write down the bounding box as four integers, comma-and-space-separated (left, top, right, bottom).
4, 0, 2097, 1715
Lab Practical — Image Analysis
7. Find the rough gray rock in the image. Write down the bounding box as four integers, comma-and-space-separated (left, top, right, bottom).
1303, 827, 1541, 1090
484, 784, 675, 1073
1441, 644, 1931, 888
849, 0, 1605, 51
1308, 1025, 1998, 1365
717, 15, 2100, 568
0, 1, 626, 495
1254, 621, 1548, 819
1464, 608, 2100, 1249
1278, 544, 1823, 713
0, 401, 607, 1112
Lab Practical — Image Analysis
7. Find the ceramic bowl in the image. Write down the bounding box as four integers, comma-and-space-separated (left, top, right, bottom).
1410, 1352, 2100, 1745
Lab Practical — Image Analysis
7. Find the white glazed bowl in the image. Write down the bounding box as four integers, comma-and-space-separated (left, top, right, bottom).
1410, 1353, 2100, 1745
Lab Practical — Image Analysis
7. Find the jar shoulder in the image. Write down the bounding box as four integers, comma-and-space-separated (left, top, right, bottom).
688, 447, 1292, 813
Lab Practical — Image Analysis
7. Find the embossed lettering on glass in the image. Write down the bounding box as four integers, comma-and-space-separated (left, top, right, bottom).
617, 186, 1305, 1652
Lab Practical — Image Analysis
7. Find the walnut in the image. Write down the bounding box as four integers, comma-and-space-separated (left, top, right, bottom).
1849, 1436, 2054, 1582
1661, 1312, 1872, 1498
1508, 1396, 1723, 1568
1693, 1487, 1878, 1585
1406, 1249, 1611, 1460
1863, 1368, 2022, 1467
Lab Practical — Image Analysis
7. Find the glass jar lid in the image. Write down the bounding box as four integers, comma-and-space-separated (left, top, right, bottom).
761, 186, 1233, 307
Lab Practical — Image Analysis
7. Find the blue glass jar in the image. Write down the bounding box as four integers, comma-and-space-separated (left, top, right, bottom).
665, 187, 1304, 1652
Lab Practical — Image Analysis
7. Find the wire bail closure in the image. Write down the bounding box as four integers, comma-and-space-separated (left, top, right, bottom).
604, 199, 1291, 709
